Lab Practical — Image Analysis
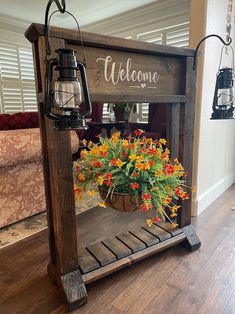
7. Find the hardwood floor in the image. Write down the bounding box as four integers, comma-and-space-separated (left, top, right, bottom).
0, 185, 235, 314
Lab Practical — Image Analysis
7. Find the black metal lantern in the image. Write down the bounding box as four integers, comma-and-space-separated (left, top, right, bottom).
44, 0, 92, 130
193, 34, 234, 120
211, 67, 234, 119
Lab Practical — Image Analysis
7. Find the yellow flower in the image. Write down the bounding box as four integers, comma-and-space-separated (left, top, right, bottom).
112, 132, 120, 142
116, 159, 123, 168
129, 154, 137, 162
171, 223, 179, 229
159, 138, 167, 145
146, 219, 153, 227
170, 212, 177, 218
192, 186, 196, 193
99, 201, 106, 208
171, 205, 181, 212
97, 175, 104, 185
80, 149, 88, 158
174, 158, 179, 164
82, 139, 87, 146
122, 139, 129, 147
87, 190, 97, 197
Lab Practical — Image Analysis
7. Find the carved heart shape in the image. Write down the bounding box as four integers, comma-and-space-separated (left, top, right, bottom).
141, 83, 146, 88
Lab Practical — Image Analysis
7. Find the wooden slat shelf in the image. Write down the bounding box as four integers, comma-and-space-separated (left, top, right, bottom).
76, 206, 186, 284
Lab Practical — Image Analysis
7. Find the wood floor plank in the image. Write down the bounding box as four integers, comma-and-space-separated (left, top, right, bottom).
129, 227, 160, 247
116, 232, 146, 253
143, 223, 172, 241
78, 248, 100, 274
86, 242, 117, 266
102, 237, 132, 259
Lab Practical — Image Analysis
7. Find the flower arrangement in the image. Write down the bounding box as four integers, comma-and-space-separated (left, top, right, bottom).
73, 130, 193, 227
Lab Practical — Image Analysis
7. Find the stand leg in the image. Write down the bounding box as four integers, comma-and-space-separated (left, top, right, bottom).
182, 224, 201, 252
61, 270, 88, 311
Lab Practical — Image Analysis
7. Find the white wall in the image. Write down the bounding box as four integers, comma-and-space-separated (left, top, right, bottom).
190, 0, 235, 215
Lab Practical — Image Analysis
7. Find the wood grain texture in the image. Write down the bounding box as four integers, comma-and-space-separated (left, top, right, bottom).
117, 232, 146, 253
129, 227, 160, 247
177, 57, 197, 228
78, 248, 100, 274
87, 242, 117, 266
0, 185, 235, 313
182, 224, 201, 252
143, 224, 172, 241
102, 237, 132, 259
25, 23, 195, 58
155, 221, 183, 237
61, 271, 87, 311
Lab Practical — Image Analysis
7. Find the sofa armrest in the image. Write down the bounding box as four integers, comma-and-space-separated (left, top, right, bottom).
0, 128, 79, 168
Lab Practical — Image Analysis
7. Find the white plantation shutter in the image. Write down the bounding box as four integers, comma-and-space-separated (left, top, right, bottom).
166, 24, 190, 48
0, 41, 37, 113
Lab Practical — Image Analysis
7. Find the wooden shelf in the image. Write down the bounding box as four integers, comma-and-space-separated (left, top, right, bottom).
76, 206, 186, 284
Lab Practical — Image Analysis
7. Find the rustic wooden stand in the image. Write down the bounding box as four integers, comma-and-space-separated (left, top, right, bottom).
25, 24, 201, 311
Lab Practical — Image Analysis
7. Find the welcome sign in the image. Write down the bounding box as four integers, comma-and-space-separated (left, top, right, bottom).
70, 45, 185, 102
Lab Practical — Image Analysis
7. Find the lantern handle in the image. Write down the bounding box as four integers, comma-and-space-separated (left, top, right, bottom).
217, 44, 234, 73
76, 62, 92, 117
45, 0, 66, 56
193, 34, 232, 71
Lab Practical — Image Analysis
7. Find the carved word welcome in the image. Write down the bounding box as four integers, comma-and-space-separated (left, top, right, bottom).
96, 56, 160, 89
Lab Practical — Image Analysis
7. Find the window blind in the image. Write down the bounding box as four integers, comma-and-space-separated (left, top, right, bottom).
0, 41, 37, 113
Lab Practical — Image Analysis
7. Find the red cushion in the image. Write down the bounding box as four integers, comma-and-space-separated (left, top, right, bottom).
0, 112, 39, 130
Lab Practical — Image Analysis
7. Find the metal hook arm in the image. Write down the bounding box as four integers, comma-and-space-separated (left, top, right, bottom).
45, 0, 66, 56
193, 34, 232, 71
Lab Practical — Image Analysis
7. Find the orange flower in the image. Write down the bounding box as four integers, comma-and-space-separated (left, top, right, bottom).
142, 163, 150, 171
111, 132, 120, 142
80, 149, 88, 158
74, 185, 82, 200
91, 161, 102, 168
90, 146, 99, 155
171, 223, 179, 229
77, 173, 85, 182
122, 139, 129, 147
153, 217, 161, 223
146, 219, 153, 227
99, 201, 106, 208
135, 163, 143, 170
155, 170, 162, 177
116, 159, 123, 168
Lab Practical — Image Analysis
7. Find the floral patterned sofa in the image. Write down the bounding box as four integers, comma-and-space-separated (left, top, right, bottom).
0, 112, 79, 228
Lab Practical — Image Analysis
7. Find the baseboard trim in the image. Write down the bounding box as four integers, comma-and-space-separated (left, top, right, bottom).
193, 173, 235, 216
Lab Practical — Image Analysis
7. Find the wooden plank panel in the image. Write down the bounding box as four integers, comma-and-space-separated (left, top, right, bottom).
129, 227, 160, 247
78, 248, 100, 274
178, 57, 196, 227
83, 233, 186, 284
117, 232, 146, 253
87, 242, 117, 266
143, 224, 172, 241
102, 238, 132, 259
155, 221, 183, 237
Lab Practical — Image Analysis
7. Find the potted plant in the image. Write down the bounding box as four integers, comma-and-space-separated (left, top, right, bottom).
108, 103, 136, 121
73, 130, 194, 227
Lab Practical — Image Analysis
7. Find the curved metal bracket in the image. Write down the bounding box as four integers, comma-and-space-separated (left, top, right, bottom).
193, 34, 232, 71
